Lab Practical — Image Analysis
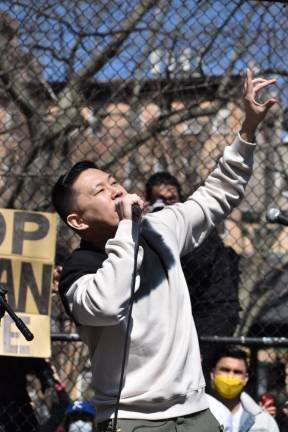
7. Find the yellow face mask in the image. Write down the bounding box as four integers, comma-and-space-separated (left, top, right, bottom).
212, 374, 246, 399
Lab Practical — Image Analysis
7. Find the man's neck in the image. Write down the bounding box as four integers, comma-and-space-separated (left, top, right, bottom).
221, 396, 241, 414
211, 390, 241, 414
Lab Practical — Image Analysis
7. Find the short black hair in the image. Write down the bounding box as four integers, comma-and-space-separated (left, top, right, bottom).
51, 160, 97, 224
145, 171, 182, 202
211, 346, 249, 372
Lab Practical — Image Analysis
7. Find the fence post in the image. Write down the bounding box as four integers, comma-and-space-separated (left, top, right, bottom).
249, 346, 259, 400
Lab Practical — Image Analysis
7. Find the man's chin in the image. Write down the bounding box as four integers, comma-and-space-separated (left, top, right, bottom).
108, 219, 120, 232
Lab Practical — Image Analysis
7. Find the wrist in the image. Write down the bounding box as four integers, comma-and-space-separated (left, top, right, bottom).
239, 120, 257, 142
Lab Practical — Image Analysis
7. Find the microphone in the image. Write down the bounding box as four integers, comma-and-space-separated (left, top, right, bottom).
266, 208, 288, 226
132, 204, 142, 221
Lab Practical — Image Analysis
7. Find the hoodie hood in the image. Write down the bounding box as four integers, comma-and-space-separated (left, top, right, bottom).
240, 392, 262, 416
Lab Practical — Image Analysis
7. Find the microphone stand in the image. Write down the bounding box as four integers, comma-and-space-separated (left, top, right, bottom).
0, 285, 34, 341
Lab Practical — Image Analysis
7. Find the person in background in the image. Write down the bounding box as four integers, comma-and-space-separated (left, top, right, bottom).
209, 347, 279, 432
55, 400, 96, 432
145, 172, 241, 381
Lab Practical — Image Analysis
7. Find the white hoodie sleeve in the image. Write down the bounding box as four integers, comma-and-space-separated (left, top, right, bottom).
65, 133, 254, 326
66, 219, 144, 326
146, 133, 255, 257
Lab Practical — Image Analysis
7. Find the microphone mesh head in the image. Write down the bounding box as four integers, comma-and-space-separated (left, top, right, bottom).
132, 204, 142, 220
266, 208, 280, 223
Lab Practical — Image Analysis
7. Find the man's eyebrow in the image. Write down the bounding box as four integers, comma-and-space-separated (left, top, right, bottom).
219, 366, 245, 373
89, 174, 114, 193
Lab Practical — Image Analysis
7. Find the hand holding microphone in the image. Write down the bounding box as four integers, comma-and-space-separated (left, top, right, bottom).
115, 194, 143, 222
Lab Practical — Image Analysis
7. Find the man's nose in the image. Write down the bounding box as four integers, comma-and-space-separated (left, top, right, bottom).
111, 186, 123, 200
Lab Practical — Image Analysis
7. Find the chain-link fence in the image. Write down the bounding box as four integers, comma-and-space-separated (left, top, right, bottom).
0, 0, 288, 430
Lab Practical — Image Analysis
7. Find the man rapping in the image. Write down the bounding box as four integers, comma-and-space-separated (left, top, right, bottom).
51, 69, 276, 432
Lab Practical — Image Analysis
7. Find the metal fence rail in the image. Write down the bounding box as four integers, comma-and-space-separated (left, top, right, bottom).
42, 335, 288, 431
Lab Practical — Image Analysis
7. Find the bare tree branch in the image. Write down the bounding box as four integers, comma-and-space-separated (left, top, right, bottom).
47, 0, 158, 141
100, 103, 220, 170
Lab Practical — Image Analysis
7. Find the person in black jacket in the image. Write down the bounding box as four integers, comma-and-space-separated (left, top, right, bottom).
145, 172, 241, 378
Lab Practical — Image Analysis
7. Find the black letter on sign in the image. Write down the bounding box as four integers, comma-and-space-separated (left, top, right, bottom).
18, 262, 52, 314
0, 212, 6, 246
13, 212, 49, 255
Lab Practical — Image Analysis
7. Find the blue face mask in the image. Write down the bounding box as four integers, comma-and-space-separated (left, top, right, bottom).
68, 420, 93, 432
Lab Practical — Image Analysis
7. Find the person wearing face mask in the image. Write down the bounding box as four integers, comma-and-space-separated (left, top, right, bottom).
208, 347, 279, 432
56, 400, 96, 432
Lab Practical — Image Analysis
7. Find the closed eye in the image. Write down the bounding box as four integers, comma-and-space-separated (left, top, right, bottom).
94, 188, 104, 195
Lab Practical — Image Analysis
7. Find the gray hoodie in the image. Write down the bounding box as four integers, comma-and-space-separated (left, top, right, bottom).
62, 134, 255, 422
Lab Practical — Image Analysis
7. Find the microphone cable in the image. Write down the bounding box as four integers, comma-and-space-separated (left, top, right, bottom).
112, 206, 142, 432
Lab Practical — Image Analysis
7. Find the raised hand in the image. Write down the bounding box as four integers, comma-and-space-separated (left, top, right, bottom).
240, 68, 277, 142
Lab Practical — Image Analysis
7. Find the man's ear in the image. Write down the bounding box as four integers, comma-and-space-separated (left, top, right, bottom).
210, 370, 215, 382
244, 372, 249, 386
67, 213, 89, 231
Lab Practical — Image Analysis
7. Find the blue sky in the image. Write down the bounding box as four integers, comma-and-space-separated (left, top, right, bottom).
0, 0, 287, 103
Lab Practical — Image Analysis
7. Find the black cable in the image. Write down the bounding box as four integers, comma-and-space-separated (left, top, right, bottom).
112, 211, 142, 432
